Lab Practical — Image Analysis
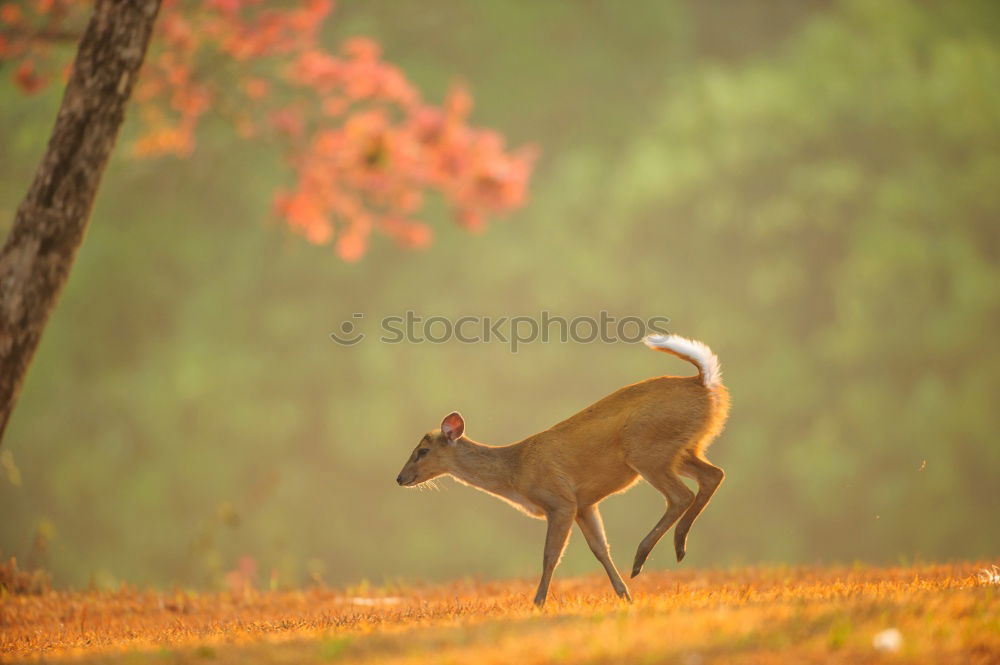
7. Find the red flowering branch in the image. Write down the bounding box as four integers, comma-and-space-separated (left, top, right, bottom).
0, 0, 537, 260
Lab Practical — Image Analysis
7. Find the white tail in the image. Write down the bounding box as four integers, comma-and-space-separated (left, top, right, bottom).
643, 334, 722, 388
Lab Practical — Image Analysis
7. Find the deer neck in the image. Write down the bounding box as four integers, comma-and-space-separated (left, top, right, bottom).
449, 438, 516, 496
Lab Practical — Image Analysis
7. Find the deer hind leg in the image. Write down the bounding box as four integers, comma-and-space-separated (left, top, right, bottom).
674, 454, 725, 562
576, 504, 631, 601
628, 456, 694, 578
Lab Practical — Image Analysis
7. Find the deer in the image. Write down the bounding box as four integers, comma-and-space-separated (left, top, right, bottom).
395, 334, 731, 607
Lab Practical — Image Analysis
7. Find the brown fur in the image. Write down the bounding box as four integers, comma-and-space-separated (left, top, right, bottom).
396, 346, 730, 607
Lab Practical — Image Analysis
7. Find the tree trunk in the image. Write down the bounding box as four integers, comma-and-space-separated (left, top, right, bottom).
0, 0, 161, 442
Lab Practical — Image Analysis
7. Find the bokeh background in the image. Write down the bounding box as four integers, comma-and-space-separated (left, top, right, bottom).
1, 0, 998, 590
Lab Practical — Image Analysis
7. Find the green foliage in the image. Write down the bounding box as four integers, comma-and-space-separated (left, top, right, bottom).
0, 0, 997, 588
599, 0, 1000, 563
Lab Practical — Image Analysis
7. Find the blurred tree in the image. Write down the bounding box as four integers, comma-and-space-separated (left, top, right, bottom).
0, 0, 535, 441
597, 0, 1000, 562
0, 0, 159, 442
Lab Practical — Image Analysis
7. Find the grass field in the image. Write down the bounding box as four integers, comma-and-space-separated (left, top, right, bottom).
2, 563, 998, 664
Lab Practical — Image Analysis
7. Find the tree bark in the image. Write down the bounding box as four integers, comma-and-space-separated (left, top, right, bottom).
0, 0, 161, 442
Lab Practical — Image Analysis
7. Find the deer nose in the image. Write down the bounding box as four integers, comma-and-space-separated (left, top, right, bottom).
396, 474, 404, 485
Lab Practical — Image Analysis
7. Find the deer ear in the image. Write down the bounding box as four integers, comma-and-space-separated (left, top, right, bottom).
441, 411, 465, 442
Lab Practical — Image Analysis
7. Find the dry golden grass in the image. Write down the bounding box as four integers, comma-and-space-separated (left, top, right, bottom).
2, 563, 998, 664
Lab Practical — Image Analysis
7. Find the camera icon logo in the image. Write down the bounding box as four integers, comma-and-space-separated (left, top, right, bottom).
330, 313, 365, 346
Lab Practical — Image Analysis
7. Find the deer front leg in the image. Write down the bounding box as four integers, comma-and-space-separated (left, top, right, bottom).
577, 504, 631, 601
534, 505, 575, 607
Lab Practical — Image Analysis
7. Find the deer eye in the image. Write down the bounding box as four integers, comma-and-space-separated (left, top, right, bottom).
416, 448, 430, 459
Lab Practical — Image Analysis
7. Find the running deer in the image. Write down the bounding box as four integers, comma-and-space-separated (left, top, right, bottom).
395, 334, 730, 606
